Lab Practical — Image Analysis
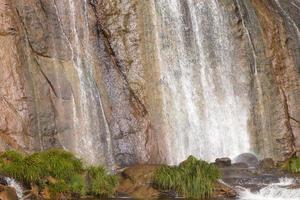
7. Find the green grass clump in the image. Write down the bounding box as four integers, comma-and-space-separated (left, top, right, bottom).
286, 157, 300, 173
0, 149, 83, 184
86, 166, 118, 197
154, 155, 221, 199
0, 151, 25, 181
0, 149, 118, 198
48, 180, 69, 195
34, 149, 83, 180
69, 174, 86, 195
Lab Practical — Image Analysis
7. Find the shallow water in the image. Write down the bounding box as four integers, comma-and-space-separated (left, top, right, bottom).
237, 178, 300, 200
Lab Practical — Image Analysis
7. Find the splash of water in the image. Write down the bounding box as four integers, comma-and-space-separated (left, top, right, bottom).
238, 178, 300, 200
5, 177, 24, 200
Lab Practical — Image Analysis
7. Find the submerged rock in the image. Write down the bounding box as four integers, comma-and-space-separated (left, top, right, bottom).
234, 153, 259, 168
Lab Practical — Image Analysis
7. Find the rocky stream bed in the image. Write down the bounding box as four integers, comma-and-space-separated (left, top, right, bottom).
0, 153, 300, 200
115, 153, 300, 200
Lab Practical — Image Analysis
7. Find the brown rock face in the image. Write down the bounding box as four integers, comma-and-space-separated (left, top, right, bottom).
0, 185, 18, 200
0, 0, 299, 166
237, 0, 300, 160
0, 0, 154, 166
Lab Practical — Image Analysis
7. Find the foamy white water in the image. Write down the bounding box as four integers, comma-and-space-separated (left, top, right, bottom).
154, 0, 251, 164
238, 178, 300, 200
5, 177, 24, 200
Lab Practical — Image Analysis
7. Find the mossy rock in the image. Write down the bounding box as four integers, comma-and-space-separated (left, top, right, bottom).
118, 165, 161, 199
122, 164, 161, 184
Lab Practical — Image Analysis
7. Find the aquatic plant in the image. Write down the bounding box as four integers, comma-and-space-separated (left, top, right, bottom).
154, 155, 221, 199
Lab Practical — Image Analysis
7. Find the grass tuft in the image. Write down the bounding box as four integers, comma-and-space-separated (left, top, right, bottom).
69, 174, 86, 195
154, 155, 221, 199
285, 157, 300, 173
35, 149, 83, 180
0, 149, 118, 198
86, 166, 118, 197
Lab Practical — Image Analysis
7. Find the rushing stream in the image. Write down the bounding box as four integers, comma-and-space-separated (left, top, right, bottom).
238, 178, 300, 200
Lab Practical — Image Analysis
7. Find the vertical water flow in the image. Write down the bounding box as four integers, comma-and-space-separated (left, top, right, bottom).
274, 0, 300, 39
60, 0, 114, 166
154, 0, 250, 164
235, 0, 268, 156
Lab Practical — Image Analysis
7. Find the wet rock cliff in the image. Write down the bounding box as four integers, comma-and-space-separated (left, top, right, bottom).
0, 0, 299, 166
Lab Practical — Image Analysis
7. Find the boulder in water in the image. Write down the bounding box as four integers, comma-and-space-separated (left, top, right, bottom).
213, 181, 237, 198
215, 157, 232, 167
234, 153, 259, 168
0, 185, 18, 200
259, 158, 275, 171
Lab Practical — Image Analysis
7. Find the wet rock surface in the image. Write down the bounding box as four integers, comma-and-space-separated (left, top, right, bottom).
217, 156, 300, 193
0, 185, 18, 200
215, 157, 232, 167
0, 0, 299, 166
234, 153, 259, 168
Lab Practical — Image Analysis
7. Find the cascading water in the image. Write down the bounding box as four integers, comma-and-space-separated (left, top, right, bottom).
5, 177, 24, 200
238, 178, 300, 200
154, 0, 251, 164
53, 0, 114, 166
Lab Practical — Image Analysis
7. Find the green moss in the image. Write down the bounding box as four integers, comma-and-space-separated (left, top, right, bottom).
154, 155, 221, 199
87, 166, 118, 197
285, 157, 300, 173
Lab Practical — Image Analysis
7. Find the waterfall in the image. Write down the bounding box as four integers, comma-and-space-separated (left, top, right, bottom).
274, 0, 300, 39
52, 0, 114, 166
5, 177, 24, 200
154, 0, 251, 164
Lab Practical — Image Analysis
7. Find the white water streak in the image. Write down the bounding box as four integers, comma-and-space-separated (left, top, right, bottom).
239, 178, 300, 200
155, 0, 250, 164
275, 0, 300, 39
5, 177, 24, 200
